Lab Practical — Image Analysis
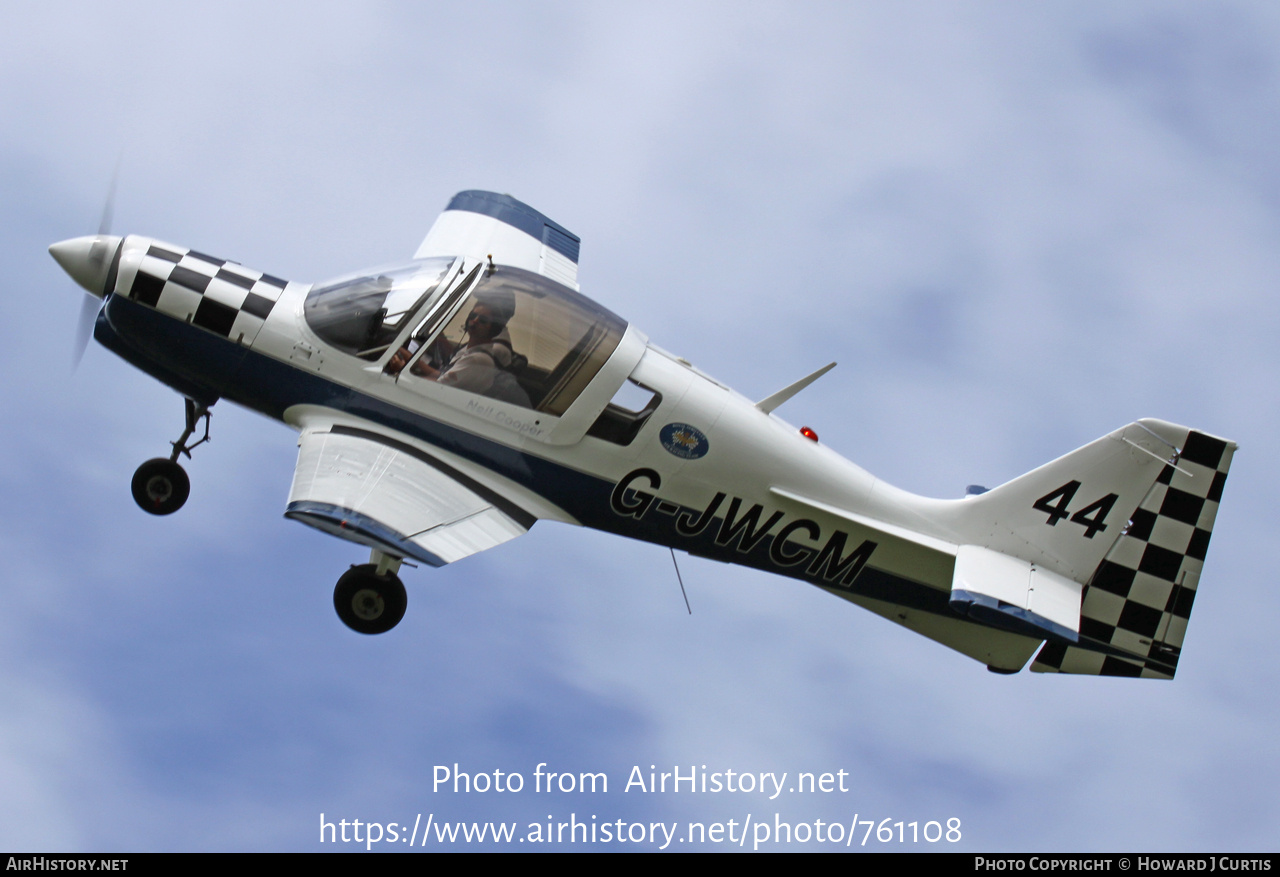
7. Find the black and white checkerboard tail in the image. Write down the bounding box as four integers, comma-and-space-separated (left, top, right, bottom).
1030, 427, 1235, 680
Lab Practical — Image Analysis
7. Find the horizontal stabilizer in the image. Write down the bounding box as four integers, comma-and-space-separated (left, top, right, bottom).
950, 545, 1083, 643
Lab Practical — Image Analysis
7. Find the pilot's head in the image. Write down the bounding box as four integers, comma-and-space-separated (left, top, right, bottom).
465, 304, 503, 342
467, 289, 516, 341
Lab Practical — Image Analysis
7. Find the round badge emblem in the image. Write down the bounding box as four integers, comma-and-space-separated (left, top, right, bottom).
659, 423, 709, 460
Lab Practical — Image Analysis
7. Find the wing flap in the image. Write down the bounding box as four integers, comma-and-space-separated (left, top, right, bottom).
285, 426, 535, 566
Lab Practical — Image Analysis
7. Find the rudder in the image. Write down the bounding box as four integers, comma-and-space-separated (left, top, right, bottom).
1031, 428, 1235, 679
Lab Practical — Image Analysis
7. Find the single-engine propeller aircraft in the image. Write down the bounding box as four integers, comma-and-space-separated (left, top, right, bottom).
50, 190, 1235, 678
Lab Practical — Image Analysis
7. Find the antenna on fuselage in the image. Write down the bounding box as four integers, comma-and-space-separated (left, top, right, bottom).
754, 362, 837, 414
670, 548, 692, 615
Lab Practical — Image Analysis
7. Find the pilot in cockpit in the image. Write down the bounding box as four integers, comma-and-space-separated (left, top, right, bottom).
386, 290, 529, 406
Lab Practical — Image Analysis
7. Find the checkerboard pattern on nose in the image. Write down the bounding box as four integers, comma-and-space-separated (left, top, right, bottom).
125, 241, 290, 346
1032, 430, 1235, 679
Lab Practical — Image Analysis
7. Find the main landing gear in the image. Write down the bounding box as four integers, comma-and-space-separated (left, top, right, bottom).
131, 399, 212, 516
334, 550, 407, 634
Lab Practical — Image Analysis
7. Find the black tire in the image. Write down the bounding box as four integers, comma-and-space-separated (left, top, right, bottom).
334, 564, 407, 635
131, 458, 190, 515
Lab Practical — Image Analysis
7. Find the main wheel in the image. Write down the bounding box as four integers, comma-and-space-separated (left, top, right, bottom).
131, 458, 190, 515
334, 564, 407, 634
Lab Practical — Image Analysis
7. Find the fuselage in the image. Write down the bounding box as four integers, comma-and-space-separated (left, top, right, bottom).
90, 233, 966, 621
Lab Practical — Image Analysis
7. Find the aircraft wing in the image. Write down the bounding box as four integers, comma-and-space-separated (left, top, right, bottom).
284, 424, 537, 567
414, 190, 581, 289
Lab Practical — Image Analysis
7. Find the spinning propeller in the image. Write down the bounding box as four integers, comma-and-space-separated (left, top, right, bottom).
49, 175, 124, 369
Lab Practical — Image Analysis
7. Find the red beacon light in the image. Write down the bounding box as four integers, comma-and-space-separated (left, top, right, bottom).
800, 426, 819, 443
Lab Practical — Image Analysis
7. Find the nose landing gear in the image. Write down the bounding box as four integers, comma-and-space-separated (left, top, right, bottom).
131, 398, 212, 516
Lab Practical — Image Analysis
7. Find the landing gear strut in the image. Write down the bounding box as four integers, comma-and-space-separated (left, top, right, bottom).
131, 399, 212, 516
334, 551, 407, 634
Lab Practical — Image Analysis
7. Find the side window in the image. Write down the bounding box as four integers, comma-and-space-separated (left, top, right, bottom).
587, 379, 662, 445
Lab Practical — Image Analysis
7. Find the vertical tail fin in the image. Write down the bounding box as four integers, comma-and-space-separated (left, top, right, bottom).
954, 420, 1194, 586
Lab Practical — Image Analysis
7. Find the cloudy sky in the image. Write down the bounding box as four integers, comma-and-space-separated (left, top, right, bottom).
3, 1, 1277, 852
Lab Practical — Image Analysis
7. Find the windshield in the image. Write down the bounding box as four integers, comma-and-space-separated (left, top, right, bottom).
304, 257, 454, 359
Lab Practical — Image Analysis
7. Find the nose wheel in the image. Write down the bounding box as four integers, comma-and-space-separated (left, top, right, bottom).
131, 398, 212, 515
334, 557, 407, 634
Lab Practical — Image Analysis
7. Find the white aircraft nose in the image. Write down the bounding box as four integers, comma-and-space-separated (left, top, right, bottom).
49, 234, 123, 298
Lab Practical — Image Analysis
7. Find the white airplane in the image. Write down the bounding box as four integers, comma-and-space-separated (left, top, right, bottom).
50, 190, 1235, 678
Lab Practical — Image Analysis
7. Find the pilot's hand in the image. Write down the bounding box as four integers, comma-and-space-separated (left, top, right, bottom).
386, 347, 412, 375
411, 359, 440, 379
432, 337, 458, 360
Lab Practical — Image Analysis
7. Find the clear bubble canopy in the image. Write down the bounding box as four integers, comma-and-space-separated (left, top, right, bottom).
303, 258, 628, 416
